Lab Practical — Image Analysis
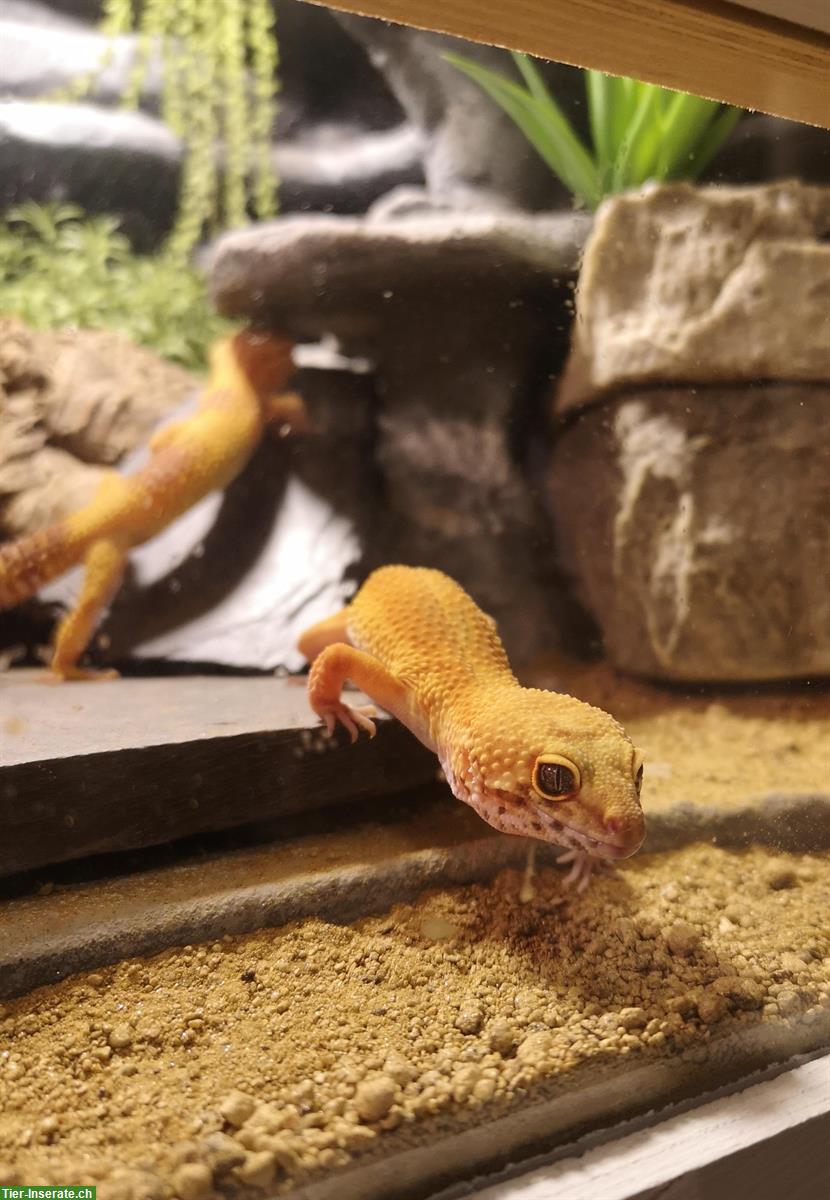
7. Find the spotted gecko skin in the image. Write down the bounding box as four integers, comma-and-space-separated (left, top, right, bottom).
299, 565, 645, 868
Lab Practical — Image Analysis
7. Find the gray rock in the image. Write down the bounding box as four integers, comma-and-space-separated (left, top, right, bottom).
274, 123, 423, 215
0, 98, 423, 244
210, 208, 590, 340
210, 209, 591, 663
0, 100, 180, 246
0, 0, 83, 28
0, 2, 421, 241
548, 385, 830, 682
332, 15, 568, 211
710, 113, 830, 188
558, 181, 830, 414
0, 17, 164, 108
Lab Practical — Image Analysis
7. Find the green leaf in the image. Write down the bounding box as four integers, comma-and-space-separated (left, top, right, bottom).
448, 50, 746, 207
659, 91, 725, 179
0, 201, 233, 370
607, 74, 636, 160
510, 50, 553, 107
586, 70, 613, 185
685, 105, 743, 179
610, 83, 664, 191
446, 52, 601, 208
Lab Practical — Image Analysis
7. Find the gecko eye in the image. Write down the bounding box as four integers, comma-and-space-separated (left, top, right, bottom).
532, 755, 580, 801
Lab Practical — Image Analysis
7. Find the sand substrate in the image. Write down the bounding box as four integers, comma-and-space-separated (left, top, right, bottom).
2, 843, 829, 1199
532, 660, 830, 816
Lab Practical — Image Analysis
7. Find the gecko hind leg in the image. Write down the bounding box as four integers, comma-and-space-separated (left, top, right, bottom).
307, 643, 411, 744
50, 536, 128, 681
297, 607, 352, 662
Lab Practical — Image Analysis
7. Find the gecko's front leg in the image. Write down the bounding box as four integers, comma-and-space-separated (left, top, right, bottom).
556, 849, 614, 893
307, 643, 413, 742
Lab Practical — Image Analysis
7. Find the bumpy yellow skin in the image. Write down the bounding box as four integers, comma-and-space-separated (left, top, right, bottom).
0, 331, 301, 679
299, 566, 646, 877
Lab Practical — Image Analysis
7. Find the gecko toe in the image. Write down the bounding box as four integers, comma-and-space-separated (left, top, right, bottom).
353, 706, 377, 737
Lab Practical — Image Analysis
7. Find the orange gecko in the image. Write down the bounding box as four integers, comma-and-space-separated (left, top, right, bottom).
299, 565, 645, 889
0, 330, 305, 679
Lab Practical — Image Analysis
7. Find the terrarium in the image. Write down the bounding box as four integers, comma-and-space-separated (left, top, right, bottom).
1, 2, 829, 1198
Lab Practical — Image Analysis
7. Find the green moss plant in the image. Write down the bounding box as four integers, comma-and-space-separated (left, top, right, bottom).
49, 0, 280, 258
446, 52, 744, 209
4, 1, 286, 365
0, 203, 232, 370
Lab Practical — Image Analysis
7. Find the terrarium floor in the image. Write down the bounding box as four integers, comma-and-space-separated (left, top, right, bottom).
1, 844, 830, 1200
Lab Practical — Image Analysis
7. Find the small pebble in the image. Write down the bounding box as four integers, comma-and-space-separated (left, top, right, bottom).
711, 975, 765, 1010
354, 1076, 397, 1123
108, 1025, 132, 1051
618, 1007, 647, 1029
219, 1090, 256, 1128
235, 1150, 277, 1189
172, 1163, 213, 1200
201, 1132, 246, 1175
487, 1019, 517, 1056
516, 1031, 553, 1063
776, 988, 803, 1017
667, 921, 701, 957
383, 1051, 416, 1085
696, 993, 728, 1023
765, 866, 797, 891
455, 1006, 483, 1035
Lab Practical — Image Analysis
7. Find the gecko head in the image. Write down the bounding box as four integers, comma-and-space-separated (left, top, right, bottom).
454, 688, 645, 860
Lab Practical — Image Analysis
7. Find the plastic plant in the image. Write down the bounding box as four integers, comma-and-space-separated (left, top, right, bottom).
0, 203, 233, 370
49, 0, 280, 258
446, 51, 743, 209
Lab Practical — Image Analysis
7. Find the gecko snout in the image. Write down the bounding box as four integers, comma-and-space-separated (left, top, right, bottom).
602, 810, 645, 856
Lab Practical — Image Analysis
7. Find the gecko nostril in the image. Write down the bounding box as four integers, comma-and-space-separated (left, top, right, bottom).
604, 816, 622, 835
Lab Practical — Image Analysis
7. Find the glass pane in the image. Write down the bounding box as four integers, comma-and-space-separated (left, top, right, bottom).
1, 4, 828, 1196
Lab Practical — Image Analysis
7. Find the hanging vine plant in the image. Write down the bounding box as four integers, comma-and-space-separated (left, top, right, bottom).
0, 1, 283, 366
55, 0, 281, 258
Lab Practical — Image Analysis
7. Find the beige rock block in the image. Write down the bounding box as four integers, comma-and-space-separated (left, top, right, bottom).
548, 385, 830, 681
557, 181, 830, 414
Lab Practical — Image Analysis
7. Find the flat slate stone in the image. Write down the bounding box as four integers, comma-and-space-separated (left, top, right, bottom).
0, 671, 436, 877
209, 209, 591, 342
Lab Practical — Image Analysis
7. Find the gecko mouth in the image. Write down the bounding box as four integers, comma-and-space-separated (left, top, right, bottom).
541, 813, 640, 860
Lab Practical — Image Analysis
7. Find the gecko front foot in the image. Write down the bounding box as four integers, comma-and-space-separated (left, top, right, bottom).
316, 701, 377, 743
556, 849, 614, 893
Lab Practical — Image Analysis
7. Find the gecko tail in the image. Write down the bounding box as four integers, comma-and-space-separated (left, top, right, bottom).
0, 522, 89, 611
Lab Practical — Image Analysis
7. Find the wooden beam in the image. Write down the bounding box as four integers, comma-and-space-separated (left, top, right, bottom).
305, 0, 830, 129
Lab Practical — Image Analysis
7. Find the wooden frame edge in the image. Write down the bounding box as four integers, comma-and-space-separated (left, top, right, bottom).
302, 0, 830, 129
